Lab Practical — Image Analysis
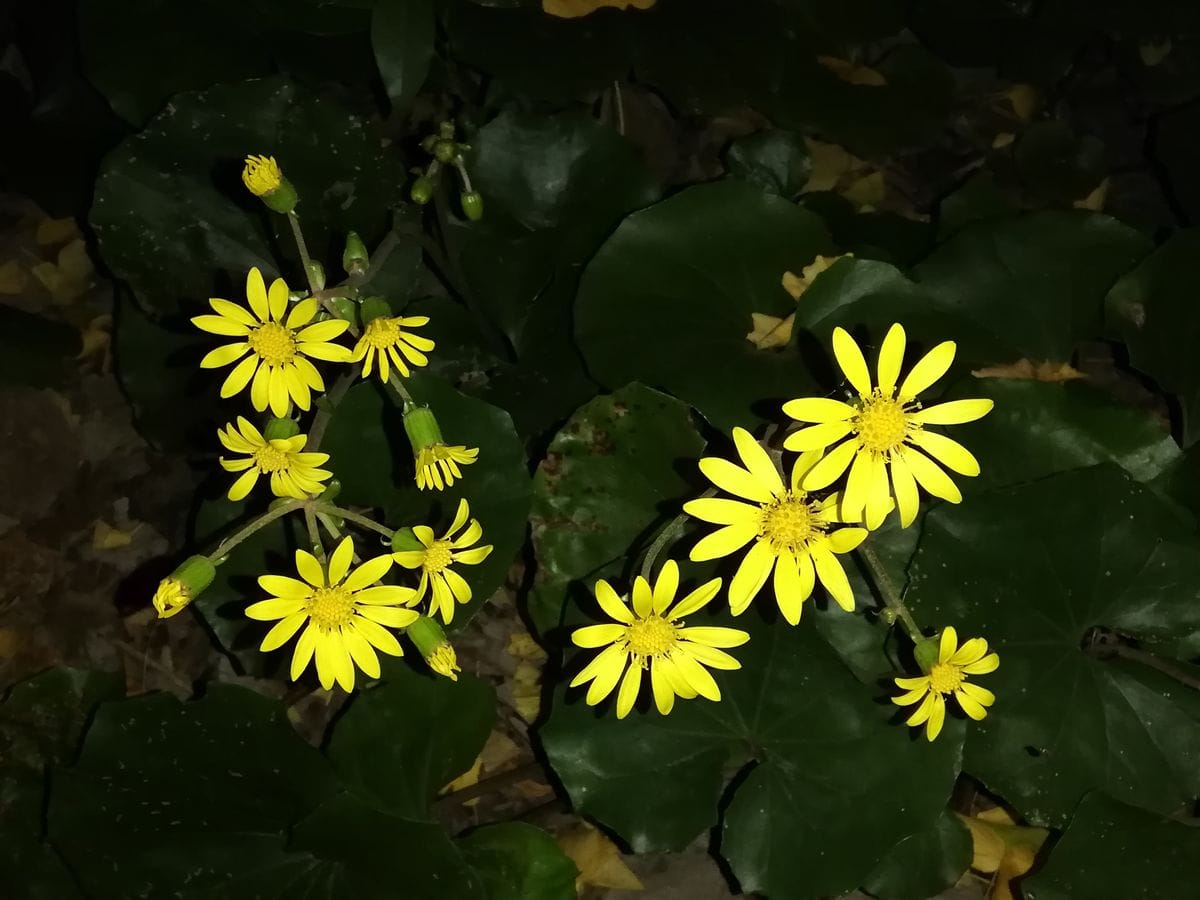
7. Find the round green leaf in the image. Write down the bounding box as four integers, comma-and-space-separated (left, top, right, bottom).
541, 613, 963, 897
0, 307, 81, 388
1106, 228, 1200, 444
907, 466, 1200, 826
459, 823, 579, 900
914, 212, 1152, 360
91, 77, 403, 315
1024, 793, 1200, 900
372, 0, 435, 113
726, 129, 811, 199
862, 811, 973, 900
576, 180, 833, 430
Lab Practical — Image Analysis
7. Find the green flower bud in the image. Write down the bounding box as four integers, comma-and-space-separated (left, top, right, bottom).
390, 526, 424, 554
410, 175, 435, 206
342, 231, 369, 276
260, 180, 298, 215
264, 416, 300, 441
328, 296, 358, 322
408, 615, 460, 681
438, 121, 456, 140
403, 404, 444, 452
914, 635, 941, 674
359, 296, 392, 326
319, 478, 342, 504
305, 260, 326, 291
153, 556, 215, 619
460, 191, 484, 222
420, 134, 439, 153
242, 155, 298, 214
434, 139, 457, 164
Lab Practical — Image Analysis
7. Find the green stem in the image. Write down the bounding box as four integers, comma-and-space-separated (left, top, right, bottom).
304, 505, 326, 562
1087, 633, 1200, 692
639, 488, 714, 581
286, 211, 319, 294
387, 373, 415, 405
856, 542, 922, 643
314, 503, 395, 540
209, 499, 305, 561
306, 370, 355, 452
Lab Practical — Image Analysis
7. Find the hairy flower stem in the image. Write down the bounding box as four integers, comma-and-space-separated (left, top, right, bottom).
639, 487, 717, 581
209, 499, 306, 561
313, 503, 395, 540
855, 542, 922, 643
304, 505, 326, 562
287, 212, 319, 294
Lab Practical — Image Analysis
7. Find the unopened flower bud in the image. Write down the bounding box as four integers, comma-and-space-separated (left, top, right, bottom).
410, 175, 435, 205
434, 139, 457, 164
460, 191, 483, 222
305, 260, 326, 291
241, 154, 297, 214
152, 556, 215, 619
403, 404, 444, 452
408, 615, 460, 681
342, 231, 369, 277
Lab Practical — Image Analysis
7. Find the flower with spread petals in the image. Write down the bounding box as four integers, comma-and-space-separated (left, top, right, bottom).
247, 536, 418, 692
783, 324, 993, 529
192, 267, 353, 416
892, 627, 999, 741
392, 499, 493, 624
685, 427, 868, 622
352, 315, 436, 381
218, 417, 332, 501
570, 561, 749, 718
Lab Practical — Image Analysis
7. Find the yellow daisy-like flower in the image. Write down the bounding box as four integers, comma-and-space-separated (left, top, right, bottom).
783, 323, 994, 529
191, 267, 353, 416
242, 155, 282, 196
247, 536, 418, 692
570, 561, 748, 718
392, 499, 493, 624
217, 417, 332, 501
892, 627, 999, 741
685, 427, 868, 622
352, 315, 436, 381
416, 444, 479, 491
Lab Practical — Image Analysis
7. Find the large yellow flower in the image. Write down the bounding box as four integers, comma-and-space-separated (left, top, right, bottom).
892, 627, 999, 741
217, 417, 332, 500
392, 499, 493, 624
570, 561, 749, 718
351, 315, 435, 381
192, 267, 353, 415
685, 427, 868, 622
246, 537, 418, 691
783, 324, 993, 529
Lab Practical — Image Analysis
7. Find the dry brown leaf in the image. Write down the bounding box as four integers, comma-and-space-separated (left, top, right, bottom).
557, 822, 644, 892
972, 359, 1085, 382
543, 0, 654, 18
36, 216, 80, 246
802, 138, 870, 194
92, 520, 135, 550
0, 260, 27, 295
959, 808, 1048, 900
1005, 84, 1039, 122
816, 55, 887, 87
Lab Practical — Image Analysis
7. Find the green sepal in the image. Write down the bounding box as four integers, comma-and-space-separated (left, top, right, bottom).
403, 405, 443, 451
360, 296, 392, 325
390, 526, 424, 554
263, 416, 300, 441
172, 555, 216, 595
460, 191, 484, 222
328, 296, 358, 322
914, 636, 941, 674
260, 179, 298, 214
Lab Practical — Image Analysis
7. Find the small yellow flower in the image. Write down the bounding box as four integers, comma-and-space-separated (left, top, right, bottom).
217, 417, 332, 501
427, 643, 461, 681
192, 267, 353, 416
152, 578, 191, 618
247, 536, 418, 692
242, 155, 282, 196
416, 444, 479, 491
783, 323, 994, 529
393, 499, 493, 624
570, 561, 749, 718
351, 315, 436, 381
151, 556, 214, 619
892, 627, 999, 741
685, 427, 868, 622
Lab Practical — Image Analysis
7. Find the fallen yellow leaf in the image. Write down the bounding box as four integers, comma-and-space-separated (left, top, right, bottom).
817, 55, 887, 87
959, 808, 1048, 900
746, 312, 795, 350
781, 253, 853, 301
92, 520, 135, 551
31, 239, 94, 305
842, 171, 885, 210
506, 630, 547, 722
557, 822, 643, 892
1005, 84, 1039, 122
803, 139, 871, 194
543, 0, 654, 18
972, 359, 1086, 382
1139, 37, 1172, 67
36, 216, 80, 246
1074, 177, 1109, 211
0, 260, 26, 294
992, 132, 1016, 149
78, 314, 113, 369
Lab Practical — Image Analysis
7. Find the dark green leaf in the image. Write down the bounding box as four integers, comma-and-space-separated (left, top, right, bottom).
862, 811, 973, 900
1024, 793, 1200, 900
1153, 93, 1200, 224
800, 192, 933, 266
915, 211, 1152, 360
0, 307, 81, 388
529, 383, 704, 634
326, 665, 494, 819
1014, 121, 1106, 206
936, 171, 1019, 241
576, 180, 833, 430
725, 129, 811, 199
1106, 228, 1200, 443
460, 823, 579, 900
907, 466, 1200, 827
372, 0, 435, 113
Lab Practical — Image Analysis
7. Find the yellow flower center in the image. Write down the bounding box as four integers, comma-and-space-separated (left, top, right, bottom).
854, 391, 913, 454
423, 539, 454, 573
362, 316, 400, 349
759, 492, 822, 553
928, 662, 964, 694
624, 615, 677, 660
253, 444, 292, 473
307, 585, 355, 630
248, 322, 296, 365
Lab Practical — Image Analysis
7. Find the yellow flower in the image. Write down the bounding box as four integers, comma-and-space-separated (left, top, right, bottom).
416, 443, 479, 491
783, 323, 994, 529
152, 556, 214, 619
569, 561, 749, 718
392, 499, 493, 624
543, 0, 654, 18
192, 267, 353, 416
242, 155, 282, 196
685, 427, 868, 622
427, 643, 461, 681
247, 536, 418, 692
152, 578, 190, 618
351, 315, 436, 381
892, 627, 999, 741
217, 417, 332, 501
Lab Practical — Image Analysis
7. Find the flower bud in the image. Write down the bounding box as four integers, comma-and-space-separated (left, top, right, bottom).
342, 231, 369, 277
434, 139, 457, 164
914, 635, 941, 674
328, 296, 358, 322
152, 556, 215, 619
420, 134, 439, 153
264, 416, 300, 441
319, 478, 342, 504
408, 615, 461, 681
359, 296, 392, 326
241, 154, 297, 214
410, 175, 435, 206
403, 404, 444, 452
390, 526, 424, 553
460, 191, 484, 222
438, 121, 456, 140
305, 260, 326, 291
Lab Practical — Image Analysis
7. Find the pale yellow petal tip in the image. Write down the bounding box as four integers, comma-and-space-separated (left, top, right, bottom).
427, 644, 461, 681
152, 578, 191, 619
242, 154, 283, 196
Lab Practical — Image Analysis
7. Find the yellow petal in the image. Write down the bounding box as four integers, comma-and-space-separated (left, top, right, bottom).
728, 540, 774, 614
221, 355, 259, 399
800, 438, 859, 490
781, 396, 857, 423
826, 526, 867, 553
573, 624, 627, 648
782, 420, 854, 452
677, 626, 750, 648
193, 315, 251, 337
812, 547, 854, 611
295, 549, 326, 587
689, 521, 757, 562
250, 362, 271, 411
570, 642, 626, 688
682, 643, 741, 670
672, 650, 721, 701
594, 579, 634, 624
840, 447, 873, 521
959, 681, 996, 706
245, 597, 306, 621
296, 319, 350, 343
682, 497, 759, 525
939, 626, 959, 663
926, 694, 946, 740
876, 323, 906, 396
227, 468, 260, 501
963, 653, 1000, 675
898, 340, 955, 401
652, 560, 679, 614
631, 575, 653, 618
585, 647, 628, 705
268, 366, 290, 417
908, 430, 980, 476
260, 612, 307, 651
267, 277, 289, 321
343, 555, 392, 592
650, 660, 676, 715
889, 454, 920, 528
287, 298, 319, 328
290, 624, 318, 680
327, 537, 354, 585
667, 577, 723, 619
208, 298, 258, 326
911, 398, 993, 425
950, 637, 990, 666
732, 427, 783, 496
832, 326, 872, 395
773, 553, 808, 625
902, 447, 963, 503
615, 664, 642, 718
956, 692, 988, 720
699, 457, 776, 503
246, 267, 269, 322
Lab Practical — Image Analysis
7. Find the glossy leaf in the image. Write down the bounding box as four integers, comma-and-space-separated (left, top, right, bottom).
862, 811, 973, 900
460, 823, 579, 900
907, 466, 1200, 827
725, 129, 811, 199
372, 0, 435, 113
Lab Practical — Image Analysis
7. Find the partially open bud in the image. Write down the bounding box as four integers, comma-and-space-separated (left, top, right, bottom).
342, 231, 369, 277
460, 191, 484, 222
153, 556, 215, 619
241, 154, 297, 214
403, 404, 444, 452
408, 615, 461, 681
264, 416, 300, 441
